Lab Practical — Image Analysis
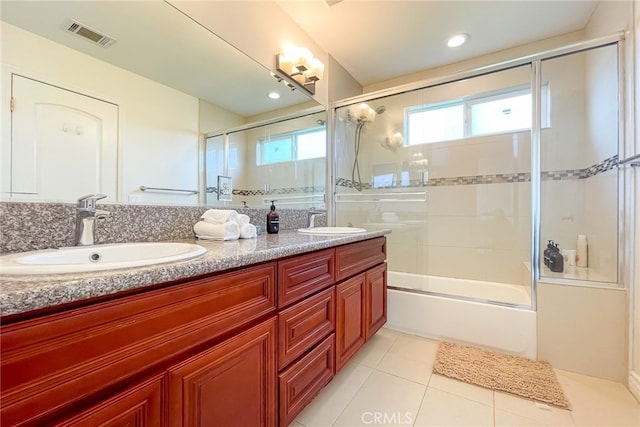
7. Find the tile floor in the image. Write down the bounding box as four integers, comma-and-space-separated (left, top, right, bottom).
291, 328, 640, 427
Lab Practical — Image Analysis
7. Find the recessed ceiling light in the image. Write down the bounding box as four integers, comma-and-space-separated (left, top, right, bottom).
268, 91, 281, 100
447, 33, 469, 48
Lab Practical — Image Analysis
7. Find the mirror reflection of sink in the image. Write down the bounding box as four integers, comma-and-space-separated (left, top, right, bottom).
0, 242, 207, 275
297, 227, 366, 235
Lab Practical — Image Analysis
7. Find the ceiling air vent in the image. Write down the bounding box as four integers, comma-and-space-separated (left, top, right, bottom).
65, 19, 115, 48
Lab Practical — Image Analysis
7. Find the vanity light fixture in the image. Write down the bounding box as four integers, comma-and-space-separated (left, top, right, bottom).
447, 33, 469, 48
275, 46, 324, 95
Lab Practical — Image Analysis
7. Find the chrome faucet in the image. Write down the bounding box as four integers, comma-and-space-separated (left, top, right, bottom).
75, 194, 110, 246
307, 208, 326, 228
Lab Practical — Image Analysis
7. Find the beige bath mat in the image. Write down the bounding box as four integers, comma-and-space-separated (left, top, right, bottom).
433, 341, 569, 408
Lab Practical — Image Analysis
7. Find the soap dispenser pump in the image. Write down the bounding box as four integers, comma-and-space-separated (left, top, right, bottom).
266, 200, 279, 234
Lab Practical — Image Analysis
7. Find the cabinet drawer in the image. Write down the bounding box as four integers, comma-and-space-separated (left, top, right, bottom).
278, 334, 335, 427
335, 237, 386, 281
279, 286, 335, 370
53, 373, 164, 427
278, 248, 335, 307
0, 263, 276, 426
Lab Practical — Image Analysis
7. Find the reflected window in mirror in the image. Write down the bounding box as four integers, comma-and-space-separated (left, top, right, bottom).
257, 127, 326, 165
205, 109, 326, 209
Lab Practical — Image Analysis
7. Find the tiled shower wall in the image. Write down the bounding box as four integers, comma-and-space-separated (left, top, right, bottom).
335, 43, 620, 286
335, 131, 533, 286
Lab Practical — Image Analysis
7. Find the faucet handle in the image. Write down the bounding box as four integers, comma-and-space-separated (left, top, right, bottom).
77, 194, 107, 209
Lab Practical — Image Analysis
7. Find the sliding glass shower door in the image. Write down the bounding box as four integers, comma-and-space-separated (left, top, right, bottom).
539, 43, 620, 285
334, 65, 533, 306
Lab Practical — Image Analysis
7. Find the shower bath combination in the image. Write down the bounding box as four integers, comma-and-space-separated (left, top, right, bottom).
333, 36, 625, 362
346, 103, 385, 191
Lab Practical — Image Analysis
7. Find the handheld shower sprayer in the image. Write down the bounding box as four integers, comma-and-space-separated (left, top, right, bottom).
347, 103, 385, 124
347, 103, 385, 191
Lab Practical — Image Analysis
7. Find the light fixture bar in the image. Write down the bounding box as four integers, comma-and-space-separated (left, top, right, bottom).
275, 48, 324, 95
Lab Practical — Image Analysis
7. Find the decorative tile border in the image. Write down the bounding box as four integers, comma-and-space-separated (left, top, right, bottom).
336, 155, 619, 189
206, 186, 325, 197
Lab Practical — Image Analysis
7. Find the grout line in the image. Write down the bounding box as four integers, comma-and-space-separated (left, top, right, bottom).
329, 361, 374, 427
492, 389, 496, 427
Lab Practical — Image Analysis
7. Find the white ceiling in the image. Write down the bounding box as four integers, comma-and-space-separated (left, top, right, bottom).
1, 0, 600, 116
277, 0, 599, 86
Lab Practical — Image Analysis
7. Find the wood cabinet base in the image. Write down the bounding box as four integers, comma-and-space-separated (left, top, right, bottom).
278, 334, 335, 427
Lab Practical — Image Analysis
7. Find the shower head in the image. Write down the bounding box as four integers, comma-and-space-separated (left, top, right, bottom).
347, 103, 385, 124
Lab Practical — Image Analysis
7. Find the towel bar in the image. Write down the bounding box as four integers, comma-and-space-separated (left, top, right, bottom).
139, 186, 198, 195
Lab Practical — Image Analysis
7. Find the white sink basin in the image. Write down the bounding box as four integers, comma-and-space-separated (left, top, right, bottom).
0, 242, 207, 275
297, 227, 366, 235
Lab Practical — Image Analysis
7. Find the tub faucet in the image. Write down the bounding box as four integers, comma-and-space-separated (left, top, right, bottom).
307, 208, 326, 228
75, 194, 110, 246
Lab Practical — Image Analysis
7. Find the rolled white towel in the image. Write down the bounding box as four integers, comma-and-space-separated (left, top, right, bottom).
239, 223, 257, 239
238, 238, 257, 253
194, 221, 240, 241
201, 209, 239, 224
237, 214, 250, 226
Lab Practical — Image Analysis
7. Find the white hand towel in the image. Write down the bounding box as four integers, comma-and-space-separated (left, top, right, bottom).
238, 238, 257, 253
194, 221, 240, 241
239, 223, 257, 239
201, 209, 239, 224
237, 214, 250, 226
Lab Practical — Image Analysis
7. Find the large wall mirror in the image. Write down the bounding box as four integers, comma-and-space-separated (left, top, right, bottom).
0, 0, 322, 206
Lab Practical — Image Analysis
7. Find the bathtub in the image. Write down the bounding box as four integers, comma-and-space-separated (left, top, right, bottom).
386, 271, 537, 358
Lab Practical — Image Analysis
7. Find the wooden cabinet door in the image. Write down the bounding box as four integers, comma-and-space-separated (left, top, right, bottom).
365, 263, 387, 340
167, 317, 277, 427
335, 274, 366, 371
53, 374, 164, 427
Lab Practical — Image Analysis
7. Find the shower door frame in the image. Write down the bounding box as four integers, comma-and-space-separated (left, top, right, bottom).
329, 31, 626, 311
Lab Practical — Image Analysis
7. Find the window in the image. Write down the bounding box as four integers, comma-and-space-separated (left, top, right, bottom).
256, 127, 326, 165
406, 85, 549, 146
407, 104, 464, 145
470, 90, 532, 136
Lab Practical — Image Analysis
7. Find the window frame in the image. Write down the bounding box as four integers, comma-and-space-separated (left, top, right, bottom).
405, 84, 549, 147
256, 126, 326, 165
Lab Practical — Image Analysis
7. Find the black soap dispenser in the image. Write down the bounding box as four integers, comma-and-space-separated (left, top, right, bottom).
266, 200, 279, 234
543, 240, 555, 268
548, 243, 564, 273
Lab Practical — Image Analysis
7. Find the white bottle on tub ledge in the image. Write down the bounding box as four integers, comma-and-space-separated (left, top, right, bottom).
576, 234, 588, 267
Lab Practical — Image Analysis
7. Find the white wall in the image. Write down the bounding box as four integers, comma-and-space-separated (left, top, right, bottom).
537, 281, 628, 382
631, 0, 640, 403
1, 22, 200, 205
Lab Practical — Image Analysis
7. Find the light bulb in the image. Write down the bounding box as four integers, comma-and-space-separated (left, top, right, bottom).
447, 33, 469, 48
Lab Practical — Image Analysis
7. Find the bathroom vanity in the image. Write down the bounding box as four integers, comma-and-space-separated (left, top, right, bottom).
0, 232, 387, 426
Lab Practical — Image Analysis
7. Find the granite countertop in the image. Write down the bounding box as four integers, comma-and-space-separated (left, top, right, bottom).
0, 230, 389, 317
